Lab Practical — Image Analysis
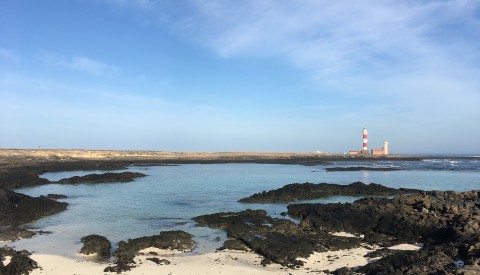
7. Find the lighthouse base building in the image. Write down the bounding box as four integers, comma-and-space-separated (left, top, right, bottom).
371, 142, 389, 155
348, 129, 389, 155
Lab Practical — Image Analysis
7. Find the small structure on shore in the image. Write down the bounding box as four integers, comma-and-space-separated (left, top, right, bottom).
371, 141, 389, 155
348, 128, 389, 155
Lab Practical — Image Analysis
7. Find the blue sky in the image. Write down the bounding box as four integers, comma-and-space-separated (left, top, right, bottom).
1, 0, 479, 154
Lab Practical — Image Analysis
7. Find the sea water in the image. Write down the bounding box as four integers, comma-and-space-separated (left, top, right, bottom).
11, 158, 480, 257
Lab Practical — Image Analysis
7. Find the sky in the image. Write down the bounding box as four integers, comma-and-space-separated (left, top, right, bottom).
1, 0, 479, 154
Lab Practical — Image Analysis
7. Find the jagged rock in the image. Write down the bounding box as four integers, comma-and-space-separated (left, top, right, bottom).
287, 190, 480, 274
80, 234, 112, 261
239, 182, 421, 203
0, 227, 36, 242
56, 172, 146, 184
194, 209, 362, 267
0, 246, 38, 275
288, 191, 480, 247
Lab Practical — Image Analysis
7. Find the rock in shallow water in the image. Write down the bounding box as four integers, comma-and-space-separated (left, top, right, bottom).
239, 182, 421, 203
0, 188, 67, 226
0, 227, 36, 242
56, 172, 146, 184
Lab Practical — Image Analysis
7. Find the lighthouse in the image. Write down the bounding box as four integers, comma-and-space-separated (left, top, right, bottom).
362, 128, 368, 152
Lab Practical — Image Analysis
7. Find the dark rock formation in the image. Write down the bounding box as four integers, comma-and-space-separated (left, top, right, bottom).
0, 227, 35, 242
0, 188, 67, 226
104, 230, 195, 273
0, 246, 38, 275
0, 160, 131, 190
193, 209, 362, 267
80, 234, 112, 261
56, 172, 146, 184
288, 190, 480, 274
239, 182, 421, 203
0, 167, 50, 190
326, 166, 402, 172
219, 239, 250, 251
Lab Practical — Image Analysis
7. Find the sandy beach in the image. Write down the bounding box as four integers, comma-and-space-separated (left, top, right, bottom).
3, 232, 422, 275
26, 245, 421, 275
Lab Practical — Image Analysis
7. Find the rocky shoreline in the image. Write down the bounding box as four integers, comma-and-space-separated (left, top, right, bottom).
0, 150, 478, 274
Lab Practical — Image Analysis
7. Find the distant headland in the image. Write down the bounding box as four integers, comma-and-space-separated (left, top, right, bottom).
0, 148, 421, 166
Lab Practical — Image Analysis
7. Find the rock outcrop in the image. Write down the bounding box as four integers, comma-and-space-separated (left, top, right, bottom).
104, 230, 195, 273
288, 190, 480, 274
0, 188, 67, 226
56, 172, 146, 184
193, 209, 362, 267
0, 246, 38, 275
239, 182, 420, 203
80, 234, 112, 261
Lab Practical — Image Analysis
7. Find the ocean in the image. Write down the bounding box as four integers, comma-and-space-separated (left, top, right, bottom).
11, 157, 480, 258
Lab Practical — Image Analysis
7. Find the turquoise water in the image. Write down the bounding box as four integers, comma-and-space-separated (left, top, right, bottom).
11, 160, 480, 257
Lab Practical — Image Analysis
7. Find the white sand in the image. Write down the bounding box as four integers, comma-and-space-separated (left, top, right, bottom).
2, 256, 12, 266
28, 247, 378, 275
24, 240, 427, 275
330, 231, 364, 238
26, 241, 425, 275
388, 243, 423, 250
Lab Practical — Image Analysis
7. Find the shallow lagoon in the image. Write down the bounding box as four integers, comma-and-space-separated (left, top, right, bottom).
12, 160, 480, 257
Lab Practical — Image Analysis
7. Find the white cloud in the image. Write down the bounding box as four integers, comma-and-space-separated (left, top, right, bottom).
38, 51, 118, 75
182, 0, 480, 75
103, 1, 480, 94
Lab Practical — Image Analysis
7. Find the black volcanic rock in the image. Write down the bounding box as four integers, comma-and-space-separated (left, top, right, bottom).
288, 190, 480, 273
80, 234, 112, 261
0, 188, 67, 226
0, 246, 38, 275
193, 209, 362, 267
56, 172, 146, 184
239, 182, 421, 203
0, 227, 36, 242
104, 231, 195, 273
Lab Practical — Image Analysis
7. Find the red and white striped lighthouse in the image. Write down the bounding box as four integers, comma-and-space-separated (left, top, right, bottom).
362, 128, 368, 151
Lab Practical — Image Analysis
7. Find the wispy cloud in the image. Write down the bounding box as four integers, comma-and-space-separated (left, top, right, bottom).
38, 51, 119, 75
100, 1, 480, 100
182, 1, 480, 76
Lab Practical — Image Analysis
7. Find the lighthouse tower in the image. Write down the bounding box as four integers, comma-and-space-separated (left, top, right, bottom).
362, 128, 368, 152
